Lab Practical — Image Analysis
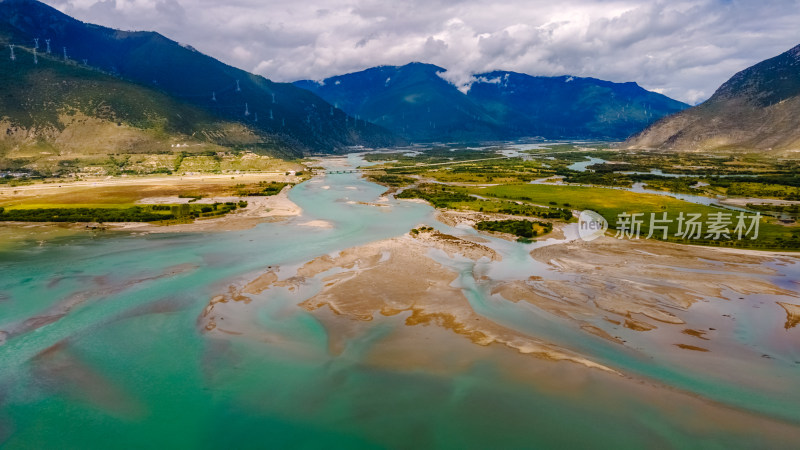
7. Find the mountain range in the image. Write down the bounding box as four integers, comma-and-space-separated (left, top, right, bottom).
294, 63, 689, 142
0, 42, 270, 165
3, 0, 796, 162
0, 0, 399, 159
626, 43, 800, 154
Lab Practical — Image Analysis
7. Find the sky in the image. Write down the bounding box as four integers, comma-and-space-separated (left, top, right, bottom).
42, 0, 800, 105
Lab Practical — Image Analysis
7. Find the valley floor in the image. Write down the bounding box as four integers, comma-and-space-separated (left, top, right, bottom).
1, 149, 800, 448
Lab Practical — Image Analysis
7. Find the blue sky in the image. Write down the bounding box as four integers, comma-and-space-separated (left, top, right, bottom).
43, 0, 800, 104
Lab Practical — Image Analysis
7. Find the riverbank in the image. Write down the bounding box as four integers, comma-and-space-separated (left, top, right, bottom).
199, 230, 618, 372
0, 172, 304, 234
109, 186, 302, 233
4, 150, 800, 448
200, 219, 799, 368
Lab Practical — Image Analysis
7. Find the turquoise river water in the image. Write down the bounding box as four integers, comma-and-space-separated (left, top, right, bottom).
1, 154, 799, 449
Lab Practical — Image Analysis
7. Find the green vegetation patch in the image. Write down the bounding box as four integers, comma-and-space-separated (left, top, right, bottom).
397, 184, 572, 220
397, 185, 474, 206
235, 181, 291, 196
468, 184, 799, 250
561, 171, 633, 187
476, 219, 552, 238
0, 206, 172, 222
0, 202, 244, 223
720, 182, 800, 200
366, 174, 416, 187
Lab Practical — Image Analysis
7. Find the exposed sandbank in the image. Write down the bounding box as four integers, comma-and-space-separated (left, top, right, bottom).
777, 302, 800, 329
199, 232, 615, 373
110, 186, 301, 233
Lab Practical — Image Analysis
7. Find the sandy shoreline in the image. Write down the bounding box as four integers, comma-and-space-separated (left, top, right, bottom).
198, 217, 800, 382
435, 209, 563, 240
778, 302, 800, 329
720, 197, 800, 208
526, 237, 799, 336
298, 219, 334, 229
199, 231, 617, 372
6, 168, 800, 438
0, 172, 298, 195
0, 185, 303, 235
111, 186, 302, 233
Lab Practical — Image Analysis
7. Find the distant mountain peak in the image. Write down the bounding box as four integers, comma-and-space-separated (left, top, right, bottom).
295, 64, 688, 142
788, 43, 800, 58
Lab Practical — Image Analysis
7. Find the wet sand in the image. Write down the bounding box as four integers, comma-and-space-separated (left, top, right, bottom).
525, 237, 798, 327
298, 220, 334, 229
1, 263, 198, 341
778, 302, 800, 329
721, 197, 800, 208
103, 186, 300, 233
188, 223, 800, 443
435, 210, 561, 240
199, 225, 800, 384
200, 231, 616, 372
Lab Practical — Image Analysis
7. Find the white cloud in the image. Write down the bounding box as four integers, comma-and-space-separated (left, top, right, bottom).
42, 0, 800, 104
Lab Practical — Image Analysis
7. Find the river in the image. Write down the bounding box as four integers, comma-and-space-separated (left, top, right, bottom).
0, 154, 798, 449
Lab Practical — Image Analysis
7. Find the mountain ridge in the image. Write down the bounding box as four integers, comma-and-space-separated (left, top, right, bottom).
0, 43, 289, 175
294, 62, 507, 142
295, 62, 689, 142
625, 42, 800, 154
0, 0, 401, 154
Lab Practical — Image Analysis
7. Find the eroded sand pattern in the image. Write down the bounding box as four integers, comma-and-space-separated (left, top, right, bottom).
201, 231, 615, 372
4, 156, 800, 448
778, 302, 800, 329
201, 224, 800, 385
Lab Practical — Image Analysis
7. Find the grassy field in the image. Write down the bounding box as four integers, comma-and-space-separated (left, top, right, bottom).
234, 181, 293, 196
0, 184, 223, 208
365, 143, 799, 197
721, 181, 800, 200
0, 172, 302, 208
369, 145, 799, 248
0, 170, 307, 224
0, 201, 245, 223
475, 219, 552, 240
468, 184, 800, 249
2, 151, 301, 179
397, 184, 572, 220
364, 174, 417, 187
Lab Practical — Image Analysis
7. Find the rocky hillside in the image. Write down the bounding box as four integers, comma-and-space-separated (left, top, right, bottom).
0, 0, 401, 157
625, 43, 800, 154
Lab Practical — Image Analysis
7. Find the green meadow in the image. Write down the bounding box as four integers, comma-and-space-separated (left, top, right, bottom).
468, 184, 800, 249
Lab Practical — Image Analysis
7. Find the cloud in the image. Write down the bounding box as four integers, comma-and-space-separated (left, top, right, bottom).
42, 0, 800, 104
